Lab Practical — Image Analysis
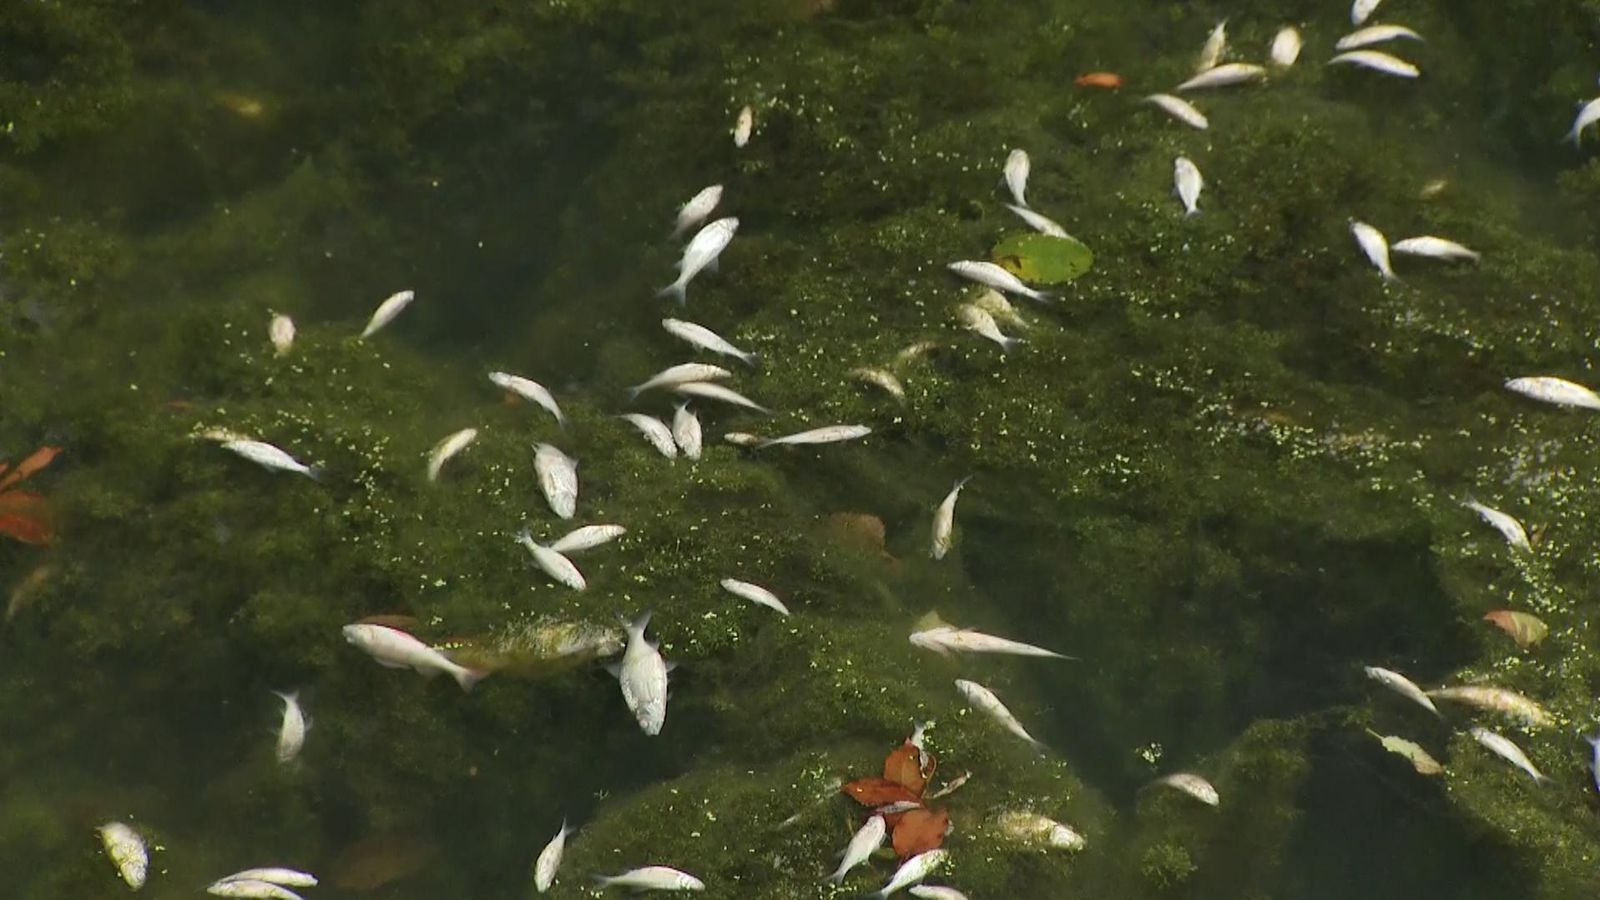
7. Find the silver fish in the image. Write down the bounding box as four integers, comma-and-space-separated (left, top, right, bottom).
222, 439, 320, 480
659, 217, 738, 304
911, 625, 1073, 660
1351, 0, 1383, 26
612, 612, 672, 735
489, 371, 566, 426
1567, 97, 1600, 146
1144, 94, 1209, 130
1004, 203, 1068, 237
1364, 665, 1440, 716
548, 524, 626, 554
662, 318, 759, 367
213, 868, 317, 888
1269, 26, 1302, 68
342, 623, 485, 691
672, 184, 723, 238
1335, 24, 1423, 51
733, 104, 754, 147
272, 690, 308, 764
99, 822, 148, 889
1430, 685, 1553, 727
268, 312, 295, 356
721, 578, 790, 616
824, 814, 886, 883
534, 819, 574, 893
516, 528, 587, 591
619, 414, 679, 459
947, 260, 1054, 303
1328, 50, 1420, 78
628, 362, 732, 399
908, 887, 969, 900
930, 477, 970, 560
1153, 772, 1219, 806
757, 424, 871, 448
1175, 63, 1266, 92
870, 849, 947, 898
1505, 376, 1600, 411
955, 678, 1044, 750
1174, 156, 1203, 216
359, 289, 415, 339
1003, 148, 1030, 208
1197, 20, 1227, 72
427, 427, 478, 482
972, 289, 1029, 330
957, 304, 1022, 352
672, 404, 703, 460
1463, 500, 1531, 551
207, 880, 302, 900
1470, 726, 1548, 782
596, 865, 704, 891
672, 381, 771, 414
1391, 236, 1480, 262
851, 367, 907, 401
723, 431, 764, 447
1585, 731, 1600, 794
534, 443, 579, 518
1350, 220, 1397, 280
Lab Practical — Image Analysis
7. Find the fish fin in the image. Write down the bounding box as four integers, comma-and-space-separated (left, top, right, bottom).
953, 475, 972, 492
414, 664, 442, 678
706, 255, 720, 273
656, 282, 688, 304
604, 661, 623, 678
1586, 731, 1600, 749
1000, 336, 1026, 353
273, 689, 298, 704
453, 666, 488, 692
304, 465, 325, 482
629, 610, 653, 638
739, 351, 761, 369
665, 661, 679, 673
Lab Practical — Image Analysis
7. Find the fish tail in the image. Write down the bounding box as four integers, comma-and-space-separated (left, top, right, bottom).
273, 688, 298, 703
1586, 730, 1600, 749
452, 665, 488, 692
516, 525, 533, 546
627, 610, 653, 639
625, 385, 644, 402
738, 350, 761, 369
1000, 336, 1026, 353
656, 281, 688, 304
304, 465, 325, 483
953, 475, 973, 492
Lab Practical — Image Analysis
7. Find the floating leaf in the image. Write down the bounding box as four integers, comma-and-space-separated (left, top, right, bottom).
891, 808, 950, 859
0, 446, 62, 493
990, 232, 1093, 285
331, 832, 437, 891
883, 740, 936, 795
842, 777, 921, 808
1368, 730, 1443, 775
0, 513, 52, 545
1483, 610, 1548, 648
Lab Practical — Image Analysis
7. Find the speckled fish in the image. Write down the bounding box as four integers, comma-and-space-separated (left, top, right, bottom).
930, 477, 970, 560
99, 822, 148, 889
757, 424, 871, 448
1003, 149, 1030, 208
611, 612, 672, 735
516, 528, 587, 590
661, 318, 759, 367
851, 367, 906, 400
427, 427, 478, 482
273, 690, 307, 764
628, 362, 732, 400
908, 887, 969, 900
957, 304, 1022, 352
955, 679, 1044, 750
222, 439, 320, 480
994, 811, 1085, 850
489, 371, 566, 427
597, 865, 705, 891
659, 217, 738, 304
1269, 26, 1302, 67
1463, 500, 1531, 551
1196, 21, 1227, 72
1351, 0, 1383, 25
672, 381, 771, 414
947, 260, 1054, 303
825, 814, 886, 884
343, 623, 485, 691
1144, 94, 1209, 130
534, 443, 579, 519
1584, 732, 1600, 793
1175, 62, 1265, 92
533, 819, 574, 893
973, 288, 1029, 330
672, 403, 703, 459
911, 624, 1073, 660
1391, 235, 1480, 262
1367, 729, 1443, 775
733, 105, 754, 147
619, 414, 679, 459
672, 184, 723, 238
268, 312, 295, 355
359, 289, 415, 339
723, 432, 763, 447
1566, 97, 1600, 146
1153, 772, 1219, 805
548, 524, 626, 554
1470, 726, 1548, 782
207, 879, 303, 899
1364, 666, 1440, 716
1174, 156, 1203, 216
869, 849, 947, 898
1328, 50, 1419, 78
1336, 24, 1423, 50
214, 868, 317, 888
1430, 685, 1553, 727
1004, 203, 1069, 237
721, 578, 790, 616
1505, 376, 1600, 410
1350, 220, 1397, 280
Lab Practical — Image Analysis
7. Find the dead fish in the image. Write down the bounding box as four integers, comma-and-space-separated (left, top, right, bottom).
824, 814, 886, 884
222, 439, 320, 480
1391, 236, 1480, 262
1566, 97, 1600, 146
1174, 156, 1203, 216
672, 404, 703, 459
268, 312, 295, 355
1004, 203, 1069, 238
1144, 94, 1209, 130
757, 424, 871, 448
1269, 26, 1302, 68
533, 820, 574, 893
972, 289, 1029, 330
894, 340, 942, 366
929, 477, 970, 560
1364, 665, 1440, 716
489, 371, 566, 426
547, 524, 626, 554
721, 578, 791, 616
1336, 24, 1424, 51
870, 850, 947, 898
947, 260, 1055, 303
1430, 685, 1554, 728
672, 185, 723, 238
206, 879, 304, 899
850, 367, 906, 401
213, 868, 318, 889
1153, 772, 1219, 806
1351, 0, 1383, 26
662, 318, 759, 367
1470, 726, 1549, 782
1196, 20, 1228, 73
359, 289, 415, 339
908, 887, 969, 900
628, 362, 732, 400
516, 528, 587, 591
957, 304, 1022, 352
272, 689, 308, 764
1175, 63, 1265, 92
426, 427, 478, 482
733, 105, 754, 147
1463, 500, 1531, 551
619, 414, 679, 459
1350, 220, 1398, 280
955, 678, 1045, 751
1003, 149, 1030, 208
1328, 50, 1420, 78
673, 381, 771, 414
99, 822, 148, 889
658, 217, 738, 304
1505, 376, 1600, 411
911, 624, 1073, 660
994, 811, 1084, 850
534, 443, 579, 519
342, 623, 486, 691
723, 432, 764, 447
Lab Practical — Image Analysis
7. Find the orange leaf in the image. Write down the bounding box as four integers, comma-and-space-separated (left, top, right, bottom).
883, 741, 929, 795
842, 778, 921, 808
0, 513, 53, 545
891, 808, 949, 859
0, 491, 52, 518
0, 446, 62, 493
1483, 610, 1548, 648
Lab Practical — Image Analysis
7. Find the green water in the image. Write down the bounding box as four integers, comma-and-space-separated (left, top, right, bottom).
5, 0, 1600, 897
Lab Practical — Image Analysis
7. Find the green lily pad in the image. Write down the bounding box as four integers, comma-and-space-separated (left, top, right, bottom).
990, 232, 1094, 284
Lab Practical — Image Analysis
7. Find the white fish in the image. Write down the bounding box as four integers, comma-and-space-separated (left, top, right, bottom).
1197, 21, 1227, 72
1144, 94, 1209, 130
672, 404, 703, 459
955, 678, 1044, 750
1430, 685, 1553, 727
1364, 665, 1440, 716
628, 362, 733, 399
516, 528, 587, 590
619, 414, 679, 459
1566, 97, 1600, 146
972, 289, 1029, 330
824, 814, 886, 883
1505, 376, 1600, 411
596, 865, 704, 891
757, 424, 871, 448
851, 367, 907, 400
1351, 0, 1383, 26
1470, 726, 1548, 782
489, 371, 565, 427
1004, 203, 1069, 237
723, 432, 763, 447
342, 623, 485, 691
870, 849, 947, 898
721, 578, 790, 616
268, 312, 295, 356
659, 217, 738, 304
994, 811, 1085, 850
214, 868, 317, 888
957, 304, 1022, 352
222, 439, 320, 480
1350, 220, 1397, 280
548, 524, 626, 554
672, 381, 771, 414
672, 184, 723, 238
930, 477, 970, 560
612, 612, 672, 735
207, 880, 302, 900
1003, 149, 1030, 208
733, 104, 754, 147
272, 690, 308, 764
1269, 26, 1302, 68
911, 625, 1073, 660
533, 819, 574, 892
947, 260, 1054, 303
1391, 236, 1480, 262
1154, 772, 1220, 806
1336, 24, 1423, 51
1174, 156, 1203, 216
427, 427, 478, 482
359, 289, 415, 339
1175, 63, 1266, 92
534, 443, 579, 519
1328, 50, 1420, 78
99, 822, 148, 889
661, 318, 759, 367
908, 887, 969, 900
1463, 500, 1531, 551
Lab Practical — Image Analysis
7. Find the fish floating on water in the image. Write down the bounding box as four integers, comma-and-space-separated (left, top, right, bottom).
957, 304, 1023, 352
672, 381, 771, 414
947, 260, 1054, 303
994, 810, 1085, 850
533, 819, 573, 893
1350, 220, 1398, 280
1328, 50, 1420, 78
912, 621, 1073, 660
360, 289, 415, 340
1175, 63, 1265, 92
672, 404, 703, 459
1336, 24, 1423, 51
973, 289, 1028, 331
1196, 20, 1227, 73
869, 849, 947, 899
1005, 203, 1069, 238
343, 622, 486, 691
757, 424, 871, 448
1429, 684, 1553, 727
1364, 665, 1440, 717
1463, 499, 1530, 551
426, 427, 478, 482
611, 612, 673, 735
1470, 726, 1548, 782
1504, 376, 1600, 411
619, 414, 679, 459
1351, 0, 1384, 26
659, 217, 738, 304
534, 443, 579, 519
516, 527, 587, 590
851, 367, 907, 401
489, 371, 566, 427
721, 577, 791, 616
99, 821, 148, 889
1391, 236, 1479, 262
672, 184, 723, 238
206, 878, 302, 899
628, 362, 732, 400
222, 439, 321, 480
1002, 149, 1030, 209
1269, 27, 1302, 68
955, 678, 1045, 750
661, 318, 759, 367
1566, 97, 1600, 146
1153, 772, 1220, 806
825, 814, 886, 884
929, 477, 969, 560
733, 105, 754, 148
596, 865, 704, 891
1173, 156, 1203, 216
547, 524, 626, 554
1144, 94, 1209, 130
273, 690, 307, 764
908, 886, 969, 900
268, 312, 294, 355
211, 868, 317, 889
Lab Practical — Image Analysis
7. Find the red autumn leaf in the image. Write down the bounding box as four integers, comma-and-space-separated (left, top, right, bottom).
891, 807, 949, 859
883, 741, 929, 795
0, 446, 62, 493
842, 778, 921, 808
0, 513, 53, 545
0, 490, 52, 517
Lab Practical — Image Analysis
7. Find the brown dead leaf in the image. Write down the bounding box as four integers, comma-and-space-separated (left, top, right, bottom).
0, 446, 62, 493
891, 807, 949, 859
842, 777, 921, 808
883, 741, 929, 795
